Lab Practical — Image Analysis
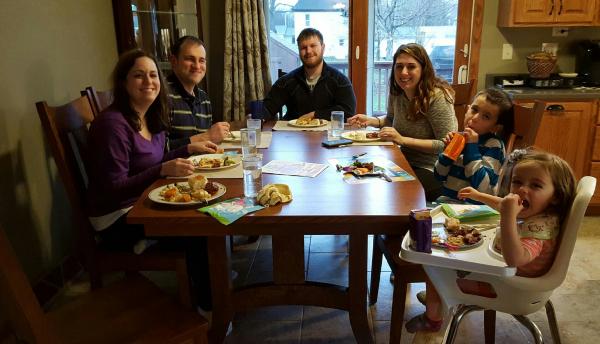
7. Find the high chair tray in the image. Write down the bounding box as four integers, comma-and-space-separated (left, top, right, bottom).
399, 213, 517, 277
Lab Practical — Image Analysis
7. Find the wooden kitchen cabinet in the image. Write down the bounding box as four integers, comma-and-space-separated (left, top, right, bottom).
516, 100, 595, 180
498, 0, 598, 27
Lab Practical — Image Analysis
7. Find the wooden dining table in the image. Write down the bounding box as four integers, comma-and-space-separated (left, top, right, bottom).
127, 124, 426, 343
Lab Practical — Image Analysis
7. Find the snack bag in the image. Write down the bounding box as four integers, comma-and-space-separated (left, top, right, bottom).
409, 209, 432, 253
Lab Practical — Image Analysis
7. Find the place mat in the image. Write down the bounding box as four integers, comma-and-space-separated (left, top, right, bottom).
220, 131, 273, 149
350, 141, 394, 146
262, 160, 328, 178
272, 120, 330, 132
328, 155, 415, 184
167, 164, 243, 179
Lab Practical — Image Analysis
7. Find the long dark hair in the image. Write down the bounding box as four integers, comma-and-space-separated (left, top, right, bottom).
111, 49, 169, 133
389, 43, 454, 120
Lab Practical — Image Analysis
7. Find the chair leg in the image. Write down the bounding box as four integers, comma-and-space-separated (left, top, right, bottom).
444, 305, 482, 344
369, 235, 383, 305
513, 315, 543, 344
176, 258, 193, 308
484, 310, 496, 344
389, 276, 407, 344
545, 300, 562, 344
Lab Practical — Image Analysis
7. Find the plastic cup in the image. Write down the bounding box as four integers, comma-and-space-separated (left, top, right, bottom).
329, 111, 344, 139
242, 154, 262, 198
246, 118, 262, 145
240, 128, 258, 156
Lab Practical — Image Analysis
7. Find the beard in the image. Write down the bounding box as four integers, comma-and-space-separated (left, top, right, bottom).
301, 53, 324, 69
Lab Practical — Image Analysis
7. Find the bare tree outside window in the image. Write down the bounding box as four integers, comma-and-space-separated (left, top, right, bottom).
371, 0, 458, 114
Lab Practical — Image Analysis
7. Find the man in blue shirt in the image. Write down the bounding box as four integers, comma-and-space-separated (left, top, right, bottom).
167, 36, 230, 149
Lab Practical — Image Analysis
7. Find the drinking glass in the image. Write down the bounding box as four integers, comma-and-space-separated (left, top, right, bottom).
240, 128, 258, 156
242, 154, 262, 198
329, 111, 345, 140
246, 118, 262, 145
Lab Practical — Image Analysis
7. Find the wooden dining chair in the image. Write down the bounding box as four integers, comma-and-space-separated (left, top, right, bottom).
451, 80, 475, 130
36, 96, 192, 307
505, 100, 546, 154
80, 86, 113, 117
0, 223, 209, 344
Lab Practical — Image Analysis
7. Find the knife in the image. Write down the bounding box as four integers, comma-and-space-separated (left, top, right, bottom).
380, 171, 393, 182
352, 152, 367, 160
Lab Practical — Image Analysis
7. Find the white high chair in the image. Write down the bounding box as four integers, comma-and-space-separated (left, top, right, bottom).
424, 176, 596, 344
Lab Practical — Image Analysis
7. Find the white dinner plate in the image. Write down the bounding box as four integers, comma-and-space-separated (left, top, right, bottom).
341, 130, 381, 142
223, 131, 241, 142
287, 119, 328, 128
148, 182, 226, 205
188, 154, 241, 171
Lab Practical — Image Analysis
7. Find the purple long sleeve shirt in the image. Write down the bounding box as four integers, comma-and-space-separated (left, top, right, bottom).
86, 109, 188, 217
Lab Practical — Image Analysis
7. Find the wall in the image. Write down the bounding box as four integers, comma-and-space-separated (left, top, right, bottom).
477, 0, 600, 88
0, 1, 117, 280
201, 0, 226, 121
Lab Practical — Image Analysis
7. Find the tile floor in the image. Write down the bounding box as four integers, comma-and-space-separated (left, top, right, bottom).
53, 217, 600, 343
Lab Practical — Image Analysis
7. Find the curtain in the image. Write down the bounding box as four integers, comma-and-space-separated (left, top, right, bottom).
223, 0, 272, 121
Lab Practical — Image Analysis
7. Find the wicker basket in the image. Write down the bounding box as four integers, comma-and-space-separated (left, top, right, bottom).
526, 56, 557, 78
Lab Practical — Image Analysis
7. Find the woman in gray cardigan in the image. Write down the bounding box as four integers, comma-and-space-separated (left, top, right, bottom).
349, 43, 457, 201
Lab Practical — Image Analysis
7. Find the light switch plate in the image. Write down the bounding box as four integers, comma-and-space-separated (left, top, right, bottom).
502, 43, 513, 60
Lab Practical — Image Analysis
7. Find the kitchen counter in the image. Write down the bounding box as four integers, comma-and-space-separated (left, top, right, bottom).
500, 87, 600, 100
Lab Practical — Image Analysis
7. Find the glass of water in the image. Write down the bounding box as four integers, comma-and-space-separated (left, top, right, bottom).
329, 111, 345, 140
246, 117, 262, 145
240, 128, 258, 156
242, 154, 262, 198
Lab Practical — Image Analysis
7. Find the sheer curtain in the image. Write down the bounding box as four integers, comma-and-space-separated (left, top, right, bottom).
223, 0, 271, 121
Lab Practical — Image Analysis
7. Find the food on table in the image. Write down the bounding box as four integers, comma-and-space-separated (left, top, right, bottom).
345, 131, 379, 140
433, 226, 482, 249
188, 174, 207, 190
296, 118, 325, 126
193, 155, 236, 168
337, 161, 375, 175
159, 175, 219, 203
257, 184, 292, 206
444, 217, 460, 232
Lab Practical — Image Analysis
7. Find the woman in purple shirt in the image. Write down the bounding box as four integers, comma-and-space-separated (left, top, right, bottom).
86, 49, 217, 310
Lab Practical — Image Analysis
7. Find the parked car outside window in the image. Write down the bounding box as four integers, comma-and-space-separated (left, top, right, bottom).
430, 45, 454, 82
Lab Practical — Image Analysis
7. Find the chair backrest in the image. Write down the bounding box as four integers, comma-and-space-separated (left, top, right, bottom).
36, 97, 97, 261
541, 175, 596, 289
451, 80, 475, 130
81, 86, 113, 117
505, 100, 546, 154
0, 224, 60, 343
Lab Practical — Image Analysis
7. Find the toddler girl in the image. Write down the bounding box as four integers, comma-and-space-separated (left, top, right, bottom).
407, 149, 576, 332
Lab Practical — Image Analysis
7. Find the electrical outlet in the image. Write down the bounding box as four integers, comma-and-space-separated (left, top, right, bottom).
502, 43, 513, 60
552, 27, 569, 37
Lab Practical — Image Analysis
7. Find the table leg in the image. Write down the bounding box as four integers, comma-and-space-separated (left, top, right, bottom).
207, 236, 233, 344
348, 233, 374, 344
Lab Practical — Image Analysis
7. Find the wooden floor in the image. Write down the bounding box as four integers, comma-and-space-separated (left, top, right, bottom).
49, 217, 600, 344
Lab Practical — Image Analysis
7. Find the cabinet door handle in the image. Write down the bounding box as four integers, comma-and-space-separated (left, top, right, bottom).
546, 104, 565, 111
558, 0, 563, 14
549, 0, 554, 15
